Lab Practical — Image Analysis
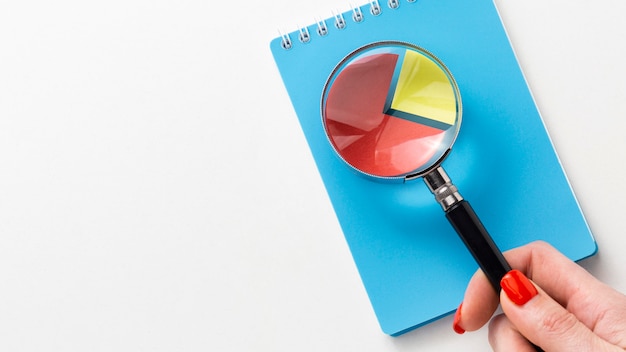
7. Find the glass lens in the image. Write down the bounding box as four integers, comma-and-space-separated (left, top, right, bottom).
322, 42, 461, 179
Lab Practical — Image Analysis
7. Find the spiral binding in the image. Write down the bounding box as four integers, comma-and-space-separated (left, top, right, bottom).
280, 0, 418, 50
316, 19, 329, 36
334, 11, 346, 30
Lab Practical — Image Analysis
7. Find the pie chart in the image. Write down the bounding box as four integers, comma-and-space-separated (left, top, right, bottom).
323, 44, 460, 178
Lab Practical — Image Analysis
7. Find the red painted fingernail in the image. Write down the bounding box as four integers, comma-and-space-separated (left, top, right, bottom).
500, 269, 538, 306
453, 302, 465, 334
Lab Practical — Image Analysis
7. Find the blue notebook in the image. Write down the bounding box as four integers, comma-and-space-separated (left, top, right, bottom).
270, 0, 596, 336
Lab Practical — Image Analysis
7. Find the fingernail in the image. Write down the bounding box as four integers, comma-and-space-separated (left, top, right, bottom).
452, 302, 465, 334
500, 269, 538, 306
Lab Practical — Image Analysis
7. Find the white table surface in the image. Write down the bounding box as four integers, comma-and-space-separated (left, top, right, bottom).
1, 0, 625, 350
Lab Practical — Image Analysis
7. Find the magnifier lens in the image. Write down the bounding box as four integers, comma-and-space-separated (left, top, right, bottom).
322, 42, 461, 179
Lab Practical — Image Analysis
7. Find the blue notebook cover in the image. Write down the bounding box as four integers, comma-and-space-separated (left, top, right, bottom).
270, 0, 597, 336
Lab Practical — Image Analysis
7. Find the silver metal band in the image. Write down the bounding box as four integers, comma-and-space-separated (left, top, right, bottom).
423, 167, 464, 211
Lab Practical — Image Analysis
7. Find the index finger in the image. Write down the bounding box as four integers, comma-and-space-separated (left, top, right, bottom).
455, 240, 601, 332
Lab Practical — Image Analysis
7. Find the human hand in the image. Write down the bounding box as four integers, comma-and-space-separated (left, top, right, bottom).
453, 241, 626, 351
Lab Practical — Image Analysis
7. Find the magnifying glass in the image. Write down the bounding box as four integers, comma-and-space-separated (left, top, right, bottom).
321, 41, 511, 292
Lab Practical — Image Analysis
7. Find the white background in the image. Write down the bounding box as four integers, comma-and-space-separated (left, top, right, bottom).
1, 0, 625, 350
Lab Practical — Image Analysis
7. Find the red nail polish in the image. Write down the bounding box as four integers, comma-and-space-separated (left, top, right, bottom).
453, 302, 465, 334
500, 269, 538, 305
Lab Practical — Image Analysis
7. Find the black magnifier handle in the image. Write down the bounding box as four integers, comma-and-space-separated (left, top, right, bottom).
423, 167, 512, 292
446, 200, 511, 291
425, 170, 543, 351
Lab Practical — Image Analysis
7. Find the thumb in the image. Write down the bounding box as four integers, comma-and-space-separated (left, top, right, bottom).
499, 270, 617, 352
